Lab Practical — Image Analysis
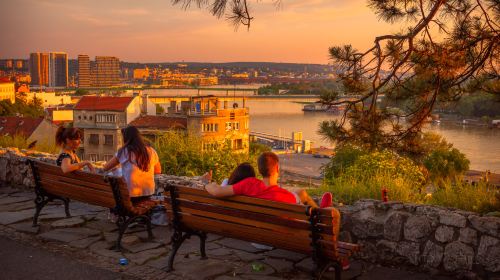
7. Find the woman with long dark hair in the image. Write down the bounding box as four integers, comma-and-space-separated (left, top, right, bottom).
103, 126, 161, 201
55, 126, 95, 173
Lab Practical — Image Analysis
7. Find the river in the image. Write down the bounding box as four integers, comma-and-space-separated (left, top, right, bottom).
246, 99, 500, 173
144, 88, 500, 173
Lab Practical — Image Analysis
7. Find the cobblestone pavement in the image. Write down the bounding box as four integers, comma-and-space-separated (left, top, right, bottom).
0, 186, 453, 280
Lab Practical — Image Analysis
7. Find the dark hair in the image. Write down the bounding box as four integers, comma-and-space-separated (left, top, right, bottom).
118, 126, 150, 172
55, 127, 82, 146
228, 163, 256, 185
257, 152, 279, 177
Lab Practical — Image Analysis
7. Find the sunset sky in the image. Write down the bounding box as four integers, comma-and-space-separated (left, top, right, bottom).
0, 0, 403, 64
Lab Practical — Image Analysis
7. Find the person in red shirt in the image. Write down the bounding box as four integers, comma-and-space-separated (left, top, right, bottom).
204, 152, 330, 208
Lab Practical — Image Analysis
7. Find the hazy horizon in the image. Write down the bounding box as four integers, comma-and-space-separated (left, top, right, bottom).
0, 0, 402, 64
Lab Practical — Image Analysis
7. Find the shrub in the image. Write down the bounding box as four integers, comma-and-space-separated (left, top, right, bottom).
0, 134, 58, 154
424, 147, 470, 182
322, 144, 366, 178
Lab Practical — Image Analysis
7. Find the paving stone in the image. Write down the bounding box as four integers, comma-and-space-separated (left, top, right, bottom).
125, 247, 168, 265
207, 234, 224, 242
68, 236, 102, 249
38, 227, 100, 243
89, 241, 123, 259
135, 226, 171, 244
0, 209, 34, 225
234, 250, 265, 262
241, 275, 282, 280
124, 241, 163, 253
263, 257, 294, 273
174, 258, 235, 280
217, 238, 261, 253
8, 222, 39, 234
51, 217, 85, 228
122, 235, 140, 246
177, 238, 220, 255
0, 200, 34, 212
103, 232, 119, 244
208, 247, 234, 257
235, 262, 275, 276
215, 276, 246, 280
146, 255, 170, 270
86, 219, 118, 232
10, 192, 36, 199
0, 187, 20, 194
340, 260, 364, 280
264, 249, 307, 262
295, 257, 314, 273
357, 266, 432, 280
0, 196, 32, 205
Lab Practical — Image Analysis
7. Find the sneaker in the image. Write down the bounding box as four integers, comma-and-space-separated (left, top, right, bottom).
320, 192, 333, 208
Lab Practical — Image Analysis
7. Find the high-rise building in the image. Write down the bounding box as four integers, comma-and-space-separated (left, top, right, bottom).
30, 52, 68, 87
48, 52, 68, 87
94, 56, 120, 87
78, 55, 91, 88
29, 52, 49, 87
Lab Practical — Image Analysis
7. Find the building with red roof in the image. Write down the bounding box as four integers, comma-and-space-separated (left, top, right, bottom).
0, 116, 59, 147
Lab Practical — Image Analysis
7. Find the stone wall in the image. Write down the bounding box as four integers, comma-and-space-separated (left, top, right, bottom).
1, 147, 499, 277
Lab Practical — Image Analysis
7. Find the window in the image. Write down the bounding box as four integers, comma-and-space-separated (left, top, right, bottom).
103, 154, 113, 161
234, 122, 240, 130
233, 139, 243, 150
89, 134, 99, 145
202, 123, 218, 132
96, 114, 116, 123
88, 154, 98, 162
203, 142, 218, 151
230, 112, 235, 120
225, 122, 239, 131
104, 135, 113, 146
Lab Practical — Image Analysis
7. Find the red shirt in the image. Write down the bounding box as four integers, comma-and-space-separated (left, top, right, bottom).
232, 177, 298, 204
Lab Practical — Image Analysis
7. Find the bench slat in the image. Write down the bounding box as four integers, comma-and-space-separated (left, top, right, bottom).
39, 177, 116, 208
165, 191, 333, 225
172, 185, 335, 218
40, 172, 112, 193
35, 162, 109, 185
165, 197, 333, 234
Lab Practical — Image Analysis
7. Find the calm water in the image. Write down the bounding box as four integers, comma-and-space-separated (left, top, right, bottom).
247, 100, 500, 173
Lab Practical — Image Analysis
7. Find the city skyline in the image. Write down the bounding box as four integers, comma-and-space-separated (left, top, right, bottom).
0, 0, 400, 64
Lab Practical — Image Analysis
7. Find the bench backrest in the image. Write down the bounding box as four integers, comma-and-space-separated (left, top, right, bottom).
165, 183, 340, 260
29, 160, 133, 211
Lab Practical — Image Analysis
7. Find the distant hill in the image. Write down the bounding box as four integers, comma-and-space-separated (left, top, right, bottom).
121, 61, 333, 74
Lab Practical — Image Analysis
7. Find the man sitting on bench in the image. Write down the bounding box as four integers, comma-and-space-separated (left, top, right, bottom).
205, 152, 333, 209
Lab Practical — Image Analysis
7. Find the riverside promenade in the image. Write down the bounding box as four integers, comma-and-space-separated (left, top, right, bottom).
0, 185, 454, 280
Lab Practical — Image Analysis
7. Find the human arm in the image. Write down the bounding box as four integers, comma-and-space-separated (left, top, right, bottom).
154, 161, 161, 174
204, 182, 235, 198
60, 158, 94, 174
102, 156, 119, 172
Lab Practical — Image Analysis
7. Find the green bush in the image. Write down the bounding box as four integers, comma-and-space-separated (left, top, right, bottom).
424, 147, 469, 182
153, 131, 263, 183
322, 144, 366, 178
0, 134, 58, 154
428, 180, 498, 213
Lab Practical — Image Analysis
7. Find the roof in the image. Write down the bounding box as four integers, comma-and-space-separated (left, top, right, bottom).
0, 77, 13, 83
74, 96, 135, 111
0, 117, 44, 138
45, 104, 75, 114
129, 115, 187, 130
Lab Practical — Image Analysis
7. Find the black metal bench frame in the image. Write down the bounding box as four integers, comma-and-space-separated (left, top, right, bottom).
27, 159, 154, 250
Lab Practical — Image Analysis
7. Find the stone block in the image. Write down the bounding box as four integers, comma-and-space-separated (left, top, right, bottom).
68, 236, 102, 249
125, 247, 168, 265
469, 215, 499, 237
458, 228, 477, 245
396, 241, 420, 265
264, 249, 306, 262
422, 241, 444, 268
235, 262, 275, 276
443, 242, 474, 272
216, 238, 261, 253
0, 208, 34, 225
435, 226, 455, 243
384, 211, 409, 241
39, 227, 100, 243
51, 217, 85, 228
263, 258, 294, 273
404, 216, 431, 241
440, 211, 467, 228
477, 235, 500, 272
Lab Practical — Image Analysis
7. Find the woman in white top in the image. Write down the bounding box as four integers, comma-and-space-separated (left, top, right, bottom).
103, 126, 161, 202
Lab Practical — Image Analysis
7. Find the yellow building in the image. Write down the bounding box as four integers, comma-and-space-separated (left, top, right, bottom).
25, 92, 72, 107
133, 68, 150, 80
0, 81, 15, 103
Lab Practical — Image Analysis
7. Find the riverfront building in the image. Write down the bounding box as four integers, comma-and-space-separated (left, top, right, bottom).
93, 56, 120, 87
0, 80, 15, 103
78, 55, 91, 88
29, 52, 68, 88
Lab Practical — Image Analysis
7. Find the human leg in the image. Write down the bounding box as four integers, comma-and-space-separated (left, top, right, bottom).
294, 189, 319, 207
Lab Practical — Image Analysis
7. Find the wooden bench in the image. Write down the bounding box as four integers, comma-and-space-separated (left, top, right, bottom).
27, 159, 159, 250
164, 183, 360, 279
